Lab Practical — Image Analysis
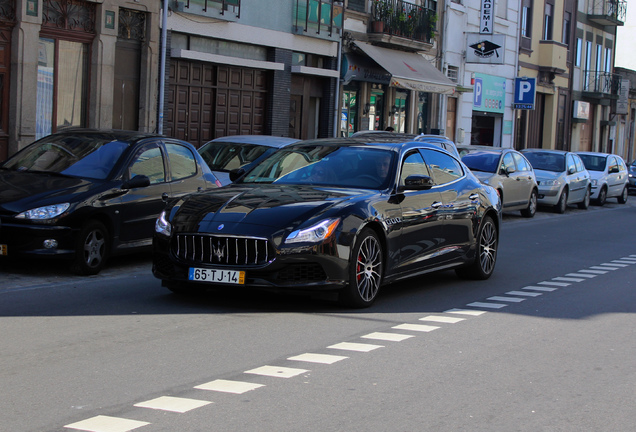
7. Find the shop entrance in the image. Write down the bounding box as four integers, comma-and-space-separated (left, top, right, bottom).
471, 115, 495, 146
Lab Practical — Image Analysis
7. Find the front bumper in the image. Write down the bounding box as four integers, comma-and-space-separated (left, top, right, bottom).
0, 220, 77, 259
536, 185, 562, 206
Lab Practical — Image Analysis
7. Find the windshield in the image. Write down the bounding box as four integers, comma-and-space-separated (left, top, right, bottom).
578, 154, 607, 172
199, 142, 270, 172
523, 152, 565, 172
241, 145, 395, 190
2, 135, 128, 180
460, 150, 500, 173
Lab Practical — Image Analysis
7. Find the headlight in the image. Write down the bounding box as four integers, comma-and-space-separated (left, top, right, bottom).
285, 218, 340, 244
629, 173, 633, 178
541, 179, 560, 186
155, 210, 172, 237
15, 203, 70, 220
590, 179, 598, 186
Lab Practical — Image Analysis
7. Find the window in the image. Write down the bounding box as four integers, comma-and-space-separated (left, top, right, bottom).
562, 12, 571, 45
596, 44, 603, 72
512, 153, 532, 172
502, 153, 515, 173
604, 47, 612, 73
543, 3, 553, 40
574, 155, 585, 173
521, 0, 532, 38
575, 38, 582, 67
422, 150, 463, 185
166, 143, 197, 181
566, 154, 576, 173
401, 151, 431, 185
447, 65, 459, 83
129, 145, 166, 184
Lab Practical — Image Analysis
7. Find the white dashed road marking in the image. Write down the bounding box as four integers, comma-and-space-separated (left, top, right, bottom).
328, 342, 384, 352
538, 281, 570, 287
134, 396, 211, 413
419, 315, 465, 324
392, 323, 440, 332
601, 262, 628, 267
578, 269, 608, 274
445, 308, 487, 316
565, 273, 597, 278
590, 266, 619, 271
64, 415, 150, 432
361, 332, 414, 341
611, 260, 634, 265
553, 276, 586, 282
487, 296, 526, 303
523, 286, 558, 291
245, 365, 309, 378
505, 290, 542, 297
287, 353, 348, 364
194, 379, 265, 394
466, 302, 507, 309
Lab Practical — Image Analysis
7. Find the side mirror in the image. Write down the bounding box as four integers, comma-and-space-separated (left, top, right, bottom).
229, 168, 246, 182
568, 167, 576, 175
609, 166, 619, 174
504, 166, 516, 175
122, 174, 150, 189
400, 175, 435, 191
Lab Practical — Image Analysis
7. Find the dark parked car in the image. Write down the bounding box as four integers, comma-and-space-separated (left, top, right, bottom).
351, 131, 460, 158
627, 160, 636, 194
198, 135, 300, 186
0, 129, 218, 275
153, 138, 501, 308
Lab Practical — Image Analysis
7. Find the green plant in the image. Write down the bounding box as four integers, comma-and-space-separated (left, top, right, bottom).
373, 0, 392, 22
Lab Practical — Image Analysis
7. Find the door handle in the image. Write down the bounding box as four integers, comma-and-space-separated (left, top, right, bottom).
431, 202, 443, 209
469, 193, 479, 200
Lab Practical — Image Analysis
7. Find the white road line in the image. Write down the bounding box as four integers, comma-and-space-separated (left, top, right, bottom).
419, 315, 466, 323
134, 396, 211, 413
361, 332, 414, 342
522, 286, 558, 292
578, 269, 608, 274
590, 266, 620, 270
195, 379, 265, 394
620, 257, 636, 262
245, 365, 308, 378
538, 281, 571, 287
287, 353, 348, 364
506, 290, 542, 297
601, 262, 628, 267
328, 342, 384, 352
445, 308, 487, 316
487, 296, 525, 303
392, 323, 440, 332
611, 260, 634, 265
64, 415, 149, 432
565, 273, 597, 278
553, 276, 586, 282
466, 302, 507, 309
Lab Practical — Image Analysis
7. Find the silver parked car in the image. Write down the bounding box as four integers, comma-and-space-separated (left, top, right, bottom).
198, 135, 300, 186
577, 152, 629, 205
521, 149, 591, 213
458, 145, 538, 217
351, 131, 460, 158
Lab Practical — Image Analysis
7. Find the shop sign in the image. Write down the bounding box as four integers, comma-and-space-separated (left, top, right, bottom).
480, 0, 494, 34
473, 73, 506, 114
616, 79, 629, 115
573, 101, 590, 120
466, 33, 505, 64
341, 54, 391, 85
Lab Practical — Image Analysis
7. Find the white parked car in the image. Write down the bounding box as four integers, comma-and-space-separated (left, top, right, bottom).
521, 149, 591, 213
577, 152, 629, 205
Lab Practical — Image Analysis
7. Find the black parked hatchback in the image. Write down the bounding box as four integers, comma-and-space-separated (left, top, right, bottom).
0, 129, 218, 275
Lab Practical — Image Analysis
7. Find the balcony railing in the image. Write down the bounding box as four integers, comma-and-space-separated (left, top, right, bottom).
587, 0, 626, 26
0, 0, 15, 22
172, 0, 240, 20
294, 0, 343, 37
370, 0, 437, 44
583, 71, 622, 97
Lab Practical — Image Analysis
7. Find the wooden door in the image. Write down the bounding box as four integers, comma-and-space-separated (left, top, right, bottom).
113, 39, 140, 130
0, 26, 11, 161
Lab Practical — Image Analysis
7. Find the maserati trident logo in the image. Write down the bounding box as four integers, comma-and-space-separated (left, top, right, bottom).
213, 244, 225, 261
217, 224, 224, 230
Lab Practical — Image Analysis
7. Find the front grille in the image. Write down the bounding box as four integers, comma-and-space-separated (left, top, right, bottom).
276, 263, 328, 284
173, 234, 269, 266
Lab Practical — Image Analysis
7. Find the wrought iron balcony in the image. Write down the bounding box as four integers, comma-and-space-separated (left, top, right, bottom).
587, 0, 626, 26
0, 0, 15, 22
370, 0, 437, 44
171, 0, 240, 20
293, 0, 343, 38
582, 71, 622, 99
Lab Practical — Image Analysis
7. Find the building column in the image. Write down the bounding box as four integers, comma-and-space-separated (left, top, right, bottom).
268, 48, 292, 136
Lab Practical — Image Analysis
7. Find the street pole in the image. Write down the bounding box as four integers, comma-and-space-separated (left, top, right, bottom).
158, 0, 168, 135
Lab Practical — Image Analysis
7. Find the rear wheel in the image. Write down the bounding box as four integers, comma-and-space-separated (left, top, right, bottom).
596, 186, 607, 206
341, 228, 383, 308
455, 215, 498, 280
618, 186, 628, 204
520, 189, 537, 218
554, 189, 568, 214
70, 220, 109, 275
577, 187, 590, 209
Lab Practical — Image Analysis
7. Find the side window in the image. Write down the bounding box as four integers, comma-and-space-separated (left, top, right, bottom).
617, 157, 627, 172
607, 156, 618, 173
574, 155, 585, 173
502, 152, 515, 173
129, 144, 166, 184
512, 152, 531, 172
566, 154, 577, 173
166, 142, 197, 181
400, 151, 431, 185
422, 150, 464, 185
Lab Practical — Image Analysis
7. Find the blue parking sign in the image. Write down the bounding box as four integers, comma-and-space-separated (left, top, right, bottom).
513, 77, 536, 110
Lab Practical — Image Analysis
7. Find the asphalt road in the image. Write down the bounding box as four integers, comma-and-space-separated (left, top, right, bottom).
1, 199, 635, 432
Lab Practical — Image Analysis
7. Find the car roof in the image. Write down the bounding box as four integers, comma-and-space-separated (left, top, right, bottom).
576, 151, 621, 158
208, 135, 300, 148
457, 144, 514, 153
50, 128, 162, 141
286, 137, 454, 154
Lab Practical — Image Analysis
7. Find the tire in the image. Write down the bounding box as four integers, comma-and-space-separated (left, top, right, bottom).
595, 186, 607, 206
70, 220, 109, 276
554, 189, 568, 214
618, 186, 628, 204
520, 189, 537, 218
455, 215, 498, 280
340, 228, 383, 308
577, 187, 590, 209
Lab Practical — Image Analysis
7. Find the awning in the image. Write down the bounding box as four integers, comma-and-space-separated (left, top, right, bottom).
354, 41, 457, 95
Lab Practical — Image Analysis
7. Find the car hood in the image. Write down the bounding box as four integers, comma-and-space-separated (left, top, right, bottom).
533, 169, 562, 182
170, 184, 366, 232
0, 171, 99, 212
586, 171, 606, 182
471, 171, 496, 183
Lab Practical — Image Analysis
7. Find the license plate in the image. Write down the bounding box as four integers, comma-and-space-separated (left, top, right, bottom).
0, 245, 6, 256
188, 268, 245, 284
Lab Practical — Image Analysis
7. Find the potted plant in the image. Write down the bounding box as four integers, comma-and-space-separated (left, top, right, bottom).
372, 0, 391, 32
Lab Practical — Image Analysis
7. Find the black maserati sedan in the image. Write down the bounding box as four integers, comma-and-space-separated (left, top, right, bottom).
0, 129, 219, 275
152, 138, 502, 307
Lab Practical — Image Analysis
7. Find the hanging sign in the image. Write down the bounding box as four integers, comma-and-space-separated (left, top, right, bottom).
480, 0, 494, 34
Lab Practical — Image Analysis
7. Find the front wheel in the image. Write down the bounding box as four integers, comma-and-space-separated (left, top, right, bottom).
340, 228, 383, 308
554, 189, 568, 214
577, 187, 590, 209
520, 189, 537, 218
596, 186, 607, 206
618, 186, 628, 204
455, 215, 498, 280
70, 220, 109, 275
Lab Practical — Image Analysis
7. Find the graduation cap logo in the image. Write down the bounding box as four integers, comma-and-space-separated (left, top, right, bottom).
470, 40, 501, 58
